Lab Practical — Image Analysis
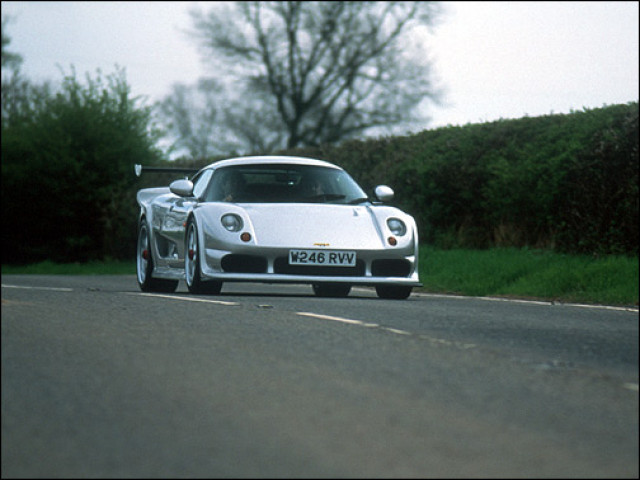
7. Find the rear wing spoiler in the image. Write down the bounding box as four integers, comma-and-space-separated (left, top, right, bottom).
134, 164, 200, 177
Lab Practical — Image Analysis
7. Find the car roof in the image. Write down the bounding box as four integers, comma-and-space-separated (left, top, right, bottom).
202, 155, 342, 171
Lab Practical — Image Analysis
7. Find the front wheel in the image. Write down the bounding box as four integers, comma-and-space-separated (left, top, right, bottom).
375, 285, 412, 300
185, 219, 222, 295
136, 221, 178, 293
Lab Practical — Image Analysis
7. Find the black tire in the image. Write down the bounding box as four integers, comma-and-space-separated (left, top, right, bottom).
136, 221, 179, 293
375, 285, 412, 300
312, 283, 351, 298
185, 218, 222, 294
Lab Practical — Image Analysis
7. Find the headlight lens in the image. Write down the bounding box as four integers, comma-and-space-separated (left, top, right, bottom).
387, 218, 407, 236
221, 214, 243, 232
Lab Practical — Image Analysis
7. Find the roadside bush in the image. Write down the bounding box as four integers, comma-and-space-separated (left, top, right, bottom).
282, 102, 638, 255
555, 104, 639, 254
1, 68, 163, 264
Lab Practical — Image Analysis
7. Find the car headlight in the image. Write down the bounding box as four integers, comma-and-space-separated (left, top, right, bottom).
221, 214, 244, 232
387, 218, 407, 236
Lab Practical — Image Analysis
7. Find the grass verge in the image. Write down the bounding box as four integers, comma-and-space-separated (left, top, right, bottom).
2, 248, 638, 307
419, 246, 638, 307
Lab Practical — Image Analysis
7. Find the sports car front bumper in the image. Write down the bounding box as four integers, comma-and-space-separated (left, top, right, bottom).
199, 246, 422, 287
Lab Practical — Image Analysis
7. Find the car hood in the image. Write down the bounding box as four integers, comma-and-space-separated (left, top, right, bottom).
242, 203, 386, 249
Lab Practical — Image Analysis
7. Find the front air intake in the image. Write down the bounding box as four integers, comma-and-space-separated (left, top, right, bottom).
221, 254, 268, 273
371, 259, 411, 277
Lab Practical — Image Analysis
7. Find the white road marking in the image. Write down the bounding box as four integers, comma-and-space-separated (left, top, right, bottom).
554, 302, 639, 313
1, 284, 73, 292
298, 311, 477, 347
296, 309, 638, 392
296, 311, 379, 328
2, 283, 634, 311
130, 292, 240, 306
296, 311, 365, 326
381, 327, 412, 335
419, 334, 477, 350
410, 291, 639, 312
5, 283, 635, 391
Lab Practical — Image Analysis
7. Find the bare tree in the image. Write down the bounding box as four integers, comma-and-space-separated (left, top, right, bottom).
158, 78, 230, 160
158, 77, 288, 158
2, 16, 52, 128
187, 1, 442, 150
1, 16, 23, 72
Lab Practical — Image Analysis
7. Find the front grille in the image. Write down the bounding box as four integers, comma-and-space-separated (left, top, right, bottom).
221, 254, 268, 273
274, 257, 365, 276
371, 259, 411, 277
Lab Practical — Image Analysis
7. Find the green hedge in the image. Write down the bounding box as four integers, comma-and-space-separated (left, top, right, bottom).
3, 83, 636, 265
1, 69, 162, 264
280, 102, 639, 255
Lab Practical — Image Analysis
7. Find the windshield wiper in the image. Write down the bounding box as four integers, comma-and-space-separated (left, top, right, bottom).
347, 197, 370, 204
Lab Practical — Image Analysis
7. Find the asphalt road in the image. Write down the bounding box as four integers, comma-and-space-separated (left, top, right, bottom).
2, 275, 638, 478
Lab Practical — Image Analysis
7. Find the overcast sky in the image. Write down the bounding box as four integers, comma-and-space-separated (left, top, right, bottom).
2, 1, 639, 131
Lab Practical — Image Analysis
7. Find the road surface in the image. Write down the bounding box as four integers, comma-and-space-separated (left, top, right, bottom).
2, 275, 638, 478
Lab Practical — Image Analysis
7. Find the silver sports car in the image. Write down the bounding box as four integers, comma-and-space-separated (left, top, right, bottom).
136, 156, 421, 299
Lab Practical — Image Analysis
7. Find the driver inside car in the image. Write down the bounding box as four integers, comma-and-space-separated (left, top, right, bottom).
299, 175, 326, 199
208, 170, 245, 202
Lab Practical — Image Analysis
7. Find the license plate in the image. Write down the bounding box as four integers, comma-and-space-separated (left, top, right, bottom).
288, 249, 356, 267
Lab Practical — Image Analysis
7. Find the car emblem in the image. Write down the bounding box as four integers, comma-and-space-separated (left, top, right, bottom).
313, 243, 330, 247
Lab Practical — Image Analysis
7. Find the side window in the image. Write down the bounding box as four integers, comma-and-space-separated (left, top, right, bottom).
192, 169, 213, 200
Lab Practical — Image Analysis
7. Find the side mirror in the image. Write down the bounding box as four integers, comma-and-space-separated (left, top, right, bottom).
170, 179, 194, 197
374, 185, 394, 202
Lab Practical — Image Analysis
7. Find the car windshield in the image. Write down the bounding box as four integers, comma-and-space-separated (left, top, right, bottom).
203, 164, 369, 204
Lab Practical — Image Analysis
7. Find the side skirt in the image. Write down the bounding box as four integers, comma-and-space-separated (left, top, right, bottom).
152, 266, 186, 280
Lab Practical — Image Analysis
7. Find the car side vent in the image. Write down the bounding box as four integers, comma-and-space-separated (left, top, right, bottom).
371, 259, 411, 277
221, 254, 268, 273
